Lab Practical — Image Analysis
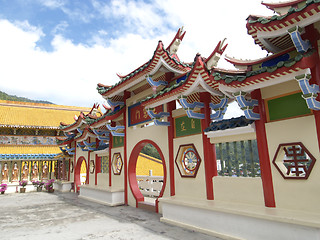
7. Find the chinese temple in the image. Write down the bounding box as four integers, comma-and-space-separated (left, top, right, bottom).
57, 0, 320, 239
0, 100, 91, 193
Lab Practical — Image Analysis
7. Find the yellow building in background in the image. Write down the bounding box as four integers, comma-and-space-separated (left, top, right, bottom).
0, 100, 91, 184
136, 153, 163, 176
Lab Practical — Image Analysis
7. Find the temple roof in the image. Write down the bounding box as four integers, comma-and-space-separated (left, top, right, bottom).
212, 49, 315, 92
97, 28, 191, 99
204, 116, 254, 132
225, 47, 295, 66
0, 100, 91, 129
0, 145, 61, 154
141, 55, 223, 108
262, 0, 306, 11
246, 0, 320, 52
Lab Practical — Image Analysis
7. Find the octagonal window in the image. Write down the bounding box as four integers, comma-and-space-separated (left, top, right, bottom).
175, 144, 201, 177
112, 152, 123, 175
272, 142, 316, 179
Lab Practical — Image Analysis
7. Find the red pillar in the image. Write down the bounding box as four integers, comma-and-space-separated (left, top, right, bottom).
251, 89, 276, 207
200, 92, 217, 200
167, 101, 176, 196
86, 138, 91, 185
68, 159, 70, 181
123, 91, 131, 205
73, 142, 77, 191
108, 126, 113, 187
310, 43, 320, 153
95, 139, 99, 185
68, 143, 71, 181
87, 149, 90, 185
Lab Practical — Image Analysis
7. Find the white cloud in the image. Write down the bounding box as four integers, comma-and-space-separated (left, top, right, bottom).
0, 0, 273, 116
37, 0, 66, 9
52, 21, 68, 35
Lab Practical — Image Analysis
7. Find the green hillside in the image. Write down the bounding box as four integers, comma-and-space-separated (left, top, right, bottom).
0, 91, 53, 104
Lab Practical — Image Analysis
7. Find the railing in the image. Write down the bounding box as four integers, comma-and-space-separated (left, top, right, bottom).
216, 139, 261, 177
136, 171, 163, 197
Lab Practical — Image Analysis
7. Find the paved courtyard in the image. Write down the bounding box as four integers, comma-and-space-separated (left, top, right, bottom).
0, 191, 221, 240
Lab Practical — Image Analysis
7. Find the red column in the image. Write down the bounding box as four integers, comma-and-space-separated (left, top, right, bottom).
200, 92, 217, 200
108, 126, 113, 187
123, 91, 131, 205
68, 143, 71, 181
167, 101, 176, 196
73, 142, 77, 192
68, 159, 70, 181
95, 139, 99, 185
310, 43, 320, 153
251, 89, 276, 207
87, 138, 90, 185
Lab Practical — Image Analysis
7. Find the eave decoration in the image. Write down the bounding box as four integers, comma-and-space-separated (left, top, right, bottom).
106, 124, 125, 137
146, 108, 170, 126
233, 91, 260, 120
295, 71, 320, 110
287, 26, 311, 53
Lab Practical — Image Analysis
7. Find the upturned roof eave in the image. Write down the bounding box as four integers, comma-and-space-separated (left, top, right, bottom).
98, 42, 190, 99
262, 0, 305, 10
59, 114, 85, 132
89, 106, 125, 128
215, 50, 316, 91
246, 1, 320, 52
225, 47, 295, 66
141, 56, 218, 108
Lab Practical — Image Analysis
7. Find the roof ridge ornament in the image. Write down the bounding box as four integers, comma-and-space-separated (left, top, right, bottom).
167, 27, 186, 55
205, 39, 228, 69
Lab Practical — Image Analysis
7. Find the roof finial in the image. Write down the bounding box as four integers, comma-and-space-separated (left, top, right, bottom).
167, 26, 186, 55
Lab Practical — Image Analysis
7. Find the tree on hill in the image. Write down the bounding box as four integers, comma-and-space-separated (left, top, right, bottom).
0, 91, 53, 104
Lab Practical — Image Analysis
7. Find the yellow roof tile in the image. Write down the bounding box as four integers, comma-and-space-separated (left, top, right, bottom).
0, 100, 91, 128
0, 145, 61, 154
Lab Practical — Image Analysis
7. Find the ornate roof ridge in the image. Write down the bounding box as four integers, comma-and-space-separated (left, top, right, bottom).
97, 38, 191, 97
204, 116, 254, 132
212, 49, 315, 84
247, 0, 319, 24
141, 54, 215, 107
225, 47, 294, 66
262, 0, 306, 10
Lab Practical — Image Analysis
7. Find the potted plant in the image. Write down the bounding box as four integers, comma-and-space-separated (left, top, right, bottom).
32, 180, 44, 192
45, 179, 55, 193
0, 183, 7, 194
19, 180, 28, 193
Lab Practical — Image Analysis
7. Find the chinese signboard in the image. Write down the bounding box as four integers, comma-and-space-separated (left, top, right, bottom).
128, 103, 163, 126
174, 115, 201, 137
113, 136, 124, 148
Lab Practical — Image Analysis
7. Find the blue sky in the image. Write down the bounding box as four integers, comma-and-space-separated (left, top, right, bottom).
0, 0, 271, 118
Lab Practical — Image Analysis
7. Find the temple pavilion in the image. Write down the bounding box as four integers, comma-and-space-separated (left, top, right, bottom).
58, 1, 320, 239
0, 100, 91, 192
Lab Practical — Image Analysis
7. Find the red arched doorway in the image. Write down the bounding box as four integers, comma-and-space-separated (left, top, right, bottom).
74, 156, 87, 192
128, 139, 167, 212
